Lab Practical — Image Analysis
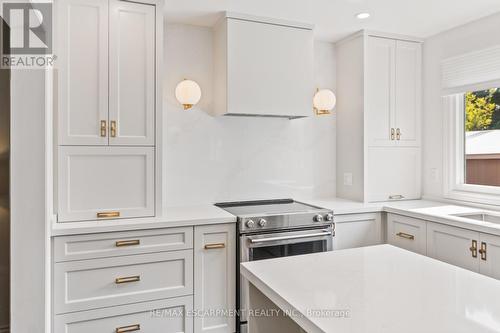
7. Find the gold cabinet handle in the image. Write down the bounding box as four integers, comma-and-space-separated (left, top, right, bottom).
396, 232, 415, 240
97, 211, 120, 218
389, 194, 405, 200
396, 128, 401, 140
110, 120, 117, 137
116, 324, 141, 333
470, 240, 478, 258
115, 275, 141, 284
204, 243, 226, 250
100, 120, 107, 137
391, 128, 395, 140
116, 239, 140, 247
479, 242, 487, 261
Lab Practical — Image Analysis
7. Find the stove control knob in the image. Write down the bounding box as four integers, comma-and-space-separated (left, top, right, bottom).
258, 219, 268, 227
314, 214, 324, 222
325, 213, 334, 222
246, 220, 255, 228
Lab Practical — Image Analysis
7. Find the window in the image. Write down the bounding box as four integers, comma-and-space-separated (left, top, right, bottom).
444, 87, 500, 205
464, 88, 500, 187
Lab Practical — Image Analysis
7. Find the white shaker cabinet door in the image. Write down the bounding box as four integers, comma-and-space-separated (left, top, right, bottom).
194, 224, 236, 333
479, 233, 500, 279
57, 146, 155, 222
394, 40, 422, 147
387, 214, 426, 255
333, 213, 383, 250
109, 0, 155, 146
57, 0, 108, 145
365, 36, 396, 147
426, 222, 480, 273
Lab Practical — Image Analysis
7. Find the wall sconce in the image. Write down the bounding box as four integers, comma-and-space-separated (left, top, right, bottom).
175, 79, 202, 110
313, 89, 336, 115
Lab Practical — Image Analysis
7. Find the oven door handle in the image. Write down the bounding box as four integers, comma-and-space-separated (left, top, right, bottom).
247, 230, 332, 244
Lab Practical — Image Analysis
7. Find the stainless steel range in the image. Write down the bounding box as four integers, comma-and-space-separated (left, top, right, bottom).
215, 199, 335, 333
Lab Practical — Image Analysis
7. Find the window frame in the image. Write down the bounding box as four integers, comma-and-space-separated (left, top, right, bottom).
444, 93, 500, 206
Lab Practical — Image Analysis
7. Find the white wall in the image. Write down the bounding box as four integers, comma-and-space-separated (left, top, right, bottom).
164, 24, 336, 206
422, 12, 500, 199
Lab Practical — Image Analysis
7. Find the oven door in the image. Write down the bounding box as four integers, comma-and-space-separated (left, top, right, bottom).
238, 226, 333, 332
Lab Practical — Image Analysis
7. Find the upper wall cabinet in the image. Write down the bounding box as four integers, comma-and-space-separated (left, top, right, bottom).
365, 37, 422, 147
57, 0, 156, 146
213, 12, 314, 119
336, 31, 422, 202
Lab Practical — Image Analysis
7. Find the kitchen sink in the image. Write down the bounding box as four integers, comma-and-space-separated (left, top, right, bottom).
452, 212, 500, 224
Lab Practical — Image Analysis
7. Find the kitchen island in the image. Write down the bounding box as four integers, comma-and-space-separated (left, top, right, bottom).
241, 245, 500, 333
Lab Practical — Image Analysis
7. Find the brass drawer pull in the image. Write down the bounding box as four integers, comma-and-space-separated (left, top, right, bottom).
479, 242, 487, 261
115, 275, 141, 284
97, 211, 120, 218
389, 194, 405, 200
396, 128, 402, 140
391, 128, 395, 140
205, 243, 226, 250
396, 232, 415, 240
100, 120, 107, 137
110, 120, 117, 137
116, 324, 141, 333
470, 240, 478, 258
115, 239, 140, 247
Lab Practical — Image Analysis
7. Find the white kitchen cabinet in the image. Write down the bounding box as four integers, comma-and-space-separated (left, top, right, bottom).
387, 213, 426, 255
333, 213, 383, 250
194, 224, 236, 333
109, 0, 155, 146
366, 147, 421, 202
57, 0, 109, 145
336, 31, 422, 202
478, 233, 500, 279
57, 146, 155, 222
54, 250, 193, 314
54, 296, 193, 333
57, 0, 156, 146
426, 222, 479, 272
214, 12, 314, 118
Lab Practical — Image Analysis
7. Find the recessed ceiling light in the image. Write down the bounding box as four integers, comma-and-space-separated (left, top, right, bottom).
356, 12, 371, 19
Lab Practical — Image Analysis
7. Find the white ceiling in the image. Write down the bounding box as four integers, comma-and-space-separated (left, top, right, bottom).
164, 0, 500, 42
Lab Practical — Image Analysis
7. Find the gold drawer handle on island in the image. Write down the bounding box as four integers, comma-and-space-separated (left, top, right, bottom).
479, 242, 487, 261
116, 324, 141, 333
115, 275, 141, 284
97, 211, 120, 218
396, 232, 415, 240
115, 239, 140, 247
204, 243, 226, 250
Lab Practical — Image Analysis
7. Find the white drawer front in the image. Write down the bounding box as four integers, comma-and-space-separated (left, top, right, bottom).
57, 146, 155, 222
387, 214, 427, 255
54, 251, 193, 314
54, 227, 193, 262
54, 296, 193, 333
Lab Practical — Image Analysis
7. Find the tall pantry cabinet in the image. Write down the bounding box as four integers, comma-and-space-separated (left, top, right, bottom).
336, 31, 422, 202
55, 0, 163, 222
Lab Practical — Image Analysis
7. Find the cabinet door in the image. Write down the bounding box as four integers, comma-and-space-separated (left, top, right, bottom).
427, 222, 479, 272
366, 147, 421, 202
226, 18, 313, 118
334, 213, 383, 250
54, 296, 193, 333
57, 0, 108, 145
109, 0, 155, 145
58, 146, 155, 222
387, 214, 426, 255
479, 233, 500, 279
366, 37, 396, 147
194, 224, 236, 333
394, 41, 422, 147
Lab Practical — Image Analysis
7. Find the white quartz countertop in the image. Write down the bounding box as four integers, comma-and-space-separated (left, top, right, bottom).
51, 204, 237, 236
241, 245, 500, 333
